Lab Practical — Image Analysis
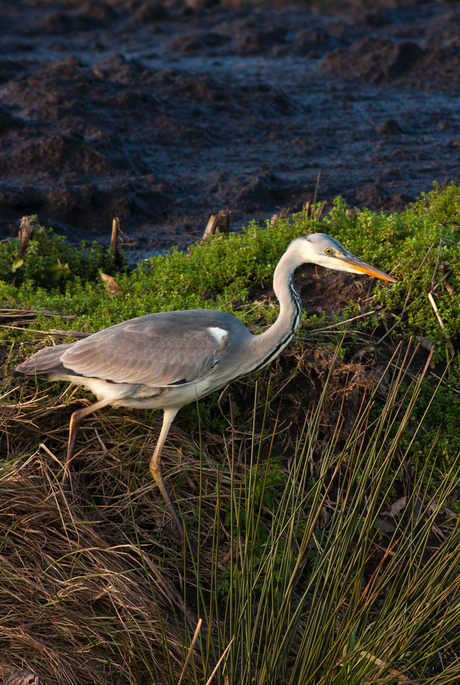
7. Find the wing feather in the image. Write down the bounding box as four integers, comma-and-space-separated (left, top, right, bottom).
60, 311, 230, 388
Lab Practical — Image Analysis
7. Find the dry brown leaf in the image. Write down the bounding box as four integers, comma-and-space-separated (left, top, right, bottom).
100, 273, 124, 296
426, 501, 457, 517
390, 496, 407, 515
317, 505, 331, 530
380, 497, 407, 517
375, 517, 396, 534
359, 650, 412, 682
3, 669, 39, 685
415, 335, 434, 352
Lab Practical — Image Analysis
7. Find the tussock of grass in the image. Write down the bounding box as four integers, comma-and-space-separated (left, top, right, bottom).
0, 468, 190, 684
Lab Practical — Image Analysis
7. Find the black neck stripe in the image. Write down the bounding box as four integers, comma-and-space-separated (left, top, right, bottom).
235, 278, 302, 379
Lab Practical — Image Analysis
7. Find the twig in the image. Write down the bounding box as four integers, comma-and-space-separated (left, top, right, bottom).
39, 442, 64, 468
0, 324, 90, 337
313, 169, 321, 204
438, 237, 460, 245
299, 307, 386, 336
427, 292, 455, 357
428, 292, 445, 331
204, 637, 235, 685
0, 308, 75, 319
432, 271, 450, 292
430, 371, 460, 393
430, 238, 442, 292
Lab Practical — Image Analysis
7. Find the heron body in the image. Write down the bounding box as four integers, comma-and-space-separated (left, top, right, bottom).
15, 233, 396, 542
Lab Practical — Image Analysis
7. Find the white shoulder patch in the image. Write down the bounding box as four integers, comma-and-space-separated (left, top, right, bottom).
207, 327, 228, 345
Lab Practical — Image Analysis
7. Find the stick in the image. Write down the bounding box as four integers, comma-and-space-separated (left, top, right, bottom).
204, 637, 235, 685
299, 307, 386, 336
110, 217, 119, 255
428, 292, 445, 331
313, 169, 321, 204
431, 271, 450, 292
0, 324, 90, 337
430, 238, 442, 292
428, 292, 455, 357
0, 308, 75, 319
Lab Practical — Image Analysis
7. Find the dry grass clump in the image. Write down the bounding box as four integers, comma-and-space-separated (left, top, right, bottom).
0, 454, 198, 684
0, 367, 249, 684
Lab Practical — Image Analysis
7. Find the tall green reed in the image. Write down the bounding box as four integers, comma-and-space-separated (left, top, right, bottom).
174, 345, 460, 685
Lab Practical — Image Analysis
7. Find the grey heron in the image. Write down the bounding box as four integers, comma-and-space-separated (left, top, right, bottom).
15, 233, 396, 543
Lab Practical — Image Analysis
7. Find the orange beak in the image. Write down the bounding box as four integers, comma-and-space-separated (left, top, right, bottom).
339, 255, 397, 283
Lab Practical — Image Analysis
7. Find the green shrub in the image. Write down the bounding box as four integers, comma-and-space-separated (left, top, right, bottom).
0, 220, 125, 291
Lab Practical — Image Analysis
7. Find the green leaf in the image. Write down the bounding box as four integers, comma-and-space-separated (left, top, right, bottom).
48, 259, 71, 282
11, 258, 24, 272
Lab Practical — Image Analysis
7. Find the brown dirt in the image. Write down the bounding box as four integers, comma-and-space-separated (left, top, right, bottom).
247, 265, 378, 316
0, 0, 459, 261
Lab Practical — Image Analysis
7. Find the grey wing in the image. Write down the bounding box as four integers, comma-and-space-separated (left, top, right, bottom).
60, 313, 229, 387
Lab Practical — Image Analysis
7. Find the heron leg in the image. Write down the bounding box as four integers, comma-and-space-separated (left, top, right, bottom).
63, 399, 112, 500
149, 408, 184, 542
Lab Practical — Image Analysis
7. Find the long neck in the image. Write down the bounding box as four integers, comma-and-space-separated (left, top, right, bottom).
246, 247, 303, 374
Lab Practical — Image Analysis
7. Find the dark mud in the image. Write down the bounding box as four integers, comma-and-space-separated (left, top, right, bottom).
1, 0, 460, 260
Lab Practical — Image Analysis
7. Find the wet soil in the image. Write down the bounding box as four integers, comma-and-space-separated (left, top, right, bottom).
1, 0, 460, 260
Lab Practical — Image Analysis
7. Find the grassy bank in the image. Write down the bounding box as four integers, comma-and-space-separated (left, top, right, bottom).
1, 183, 460, 683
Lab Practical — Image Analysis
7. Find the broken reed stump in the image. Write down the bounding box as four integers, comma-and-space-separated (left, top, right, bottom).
110, 217, 119, 256
202, 210, 232, 240
18, 216, 40, 257
302, 200, 326, 221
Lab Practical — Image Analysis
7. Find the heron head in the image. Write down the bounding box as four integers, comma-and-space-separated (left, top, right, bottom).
297, 233, 397, 283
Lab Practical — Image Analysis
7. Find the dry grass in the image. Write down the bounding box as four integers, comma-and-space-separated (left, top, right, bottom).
1, 341, 458, 684
0, 429, 200, 683
0, 384, 221, 683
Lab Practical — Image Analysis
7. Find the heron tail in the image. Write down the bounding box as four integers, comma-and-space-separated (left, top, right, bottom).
14, 344, 74, 377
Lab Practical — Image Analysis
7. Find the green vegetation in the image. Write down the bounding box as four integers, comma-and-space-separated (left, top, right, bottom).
1, 184, 459, 347
1, 183, 460, 684
327, 189, 460, 348
0, 218, 124, 292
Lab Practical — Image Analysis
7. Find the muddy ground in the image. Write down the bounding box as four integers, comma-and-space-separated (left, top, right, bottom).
0, 0, 459, 261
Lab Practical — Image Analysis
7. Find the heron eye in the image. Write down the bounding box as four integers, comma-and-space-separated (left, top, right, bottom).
324, 248, 334, 255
